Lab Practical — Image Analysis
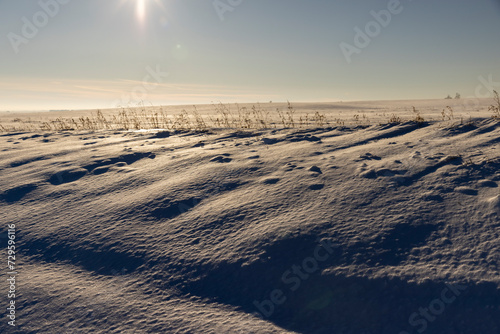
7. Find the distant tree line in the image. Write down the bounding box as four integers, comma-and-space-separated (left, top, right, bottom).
445, 93, 461, 99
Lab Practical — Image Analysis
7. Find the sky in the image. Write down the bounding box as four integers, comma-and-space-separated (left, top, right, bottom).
0, 0, 499, 111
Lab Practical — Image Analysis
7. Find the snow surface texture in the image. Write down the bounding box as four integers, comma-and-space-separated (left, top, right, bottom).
1, 117, 499, 333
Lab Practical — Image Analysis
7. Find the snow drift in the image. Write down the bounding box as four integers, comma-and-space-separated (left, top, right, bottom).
1, 118, 499, 333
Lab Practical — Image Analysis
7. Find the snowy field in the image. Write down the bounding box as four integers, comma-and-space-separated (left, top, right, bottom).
0, 98, 495, 131
1, 99, 500, 333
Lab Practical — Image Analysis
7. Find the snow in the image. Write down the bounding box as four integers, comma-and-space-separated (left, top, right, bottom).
1, 101, 499, 333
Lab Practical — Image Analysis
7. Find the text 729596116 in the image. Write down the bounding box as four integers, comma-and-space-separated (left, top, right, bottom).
6, 224, 17, 327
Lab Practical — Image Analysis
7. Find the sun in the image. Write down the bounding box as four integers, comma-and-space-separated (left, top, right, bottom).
136, 0, 146, 22
121, 0, 165, 25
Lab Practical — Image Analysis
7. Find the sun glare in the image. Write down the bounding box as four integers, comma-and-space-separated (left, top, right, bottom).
126, 0, 165, 25
136, 0, 146, 23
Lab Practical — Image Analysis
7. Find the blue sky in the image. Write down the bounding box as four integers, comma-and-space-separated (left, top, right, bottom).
1, 0, 499, 111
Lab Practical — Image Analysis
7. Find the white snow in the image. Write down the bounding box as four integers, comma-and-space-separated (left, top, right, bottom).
1, 100, 499, 333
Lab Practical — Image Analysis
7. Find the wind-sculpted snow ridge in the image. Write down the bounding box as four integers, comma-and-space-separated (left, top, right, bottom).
1, 119, 499, 333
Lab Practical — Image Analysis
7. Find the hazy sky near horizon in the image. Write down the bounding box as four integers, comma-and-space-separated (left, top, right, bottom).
1, 0, 499, 111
